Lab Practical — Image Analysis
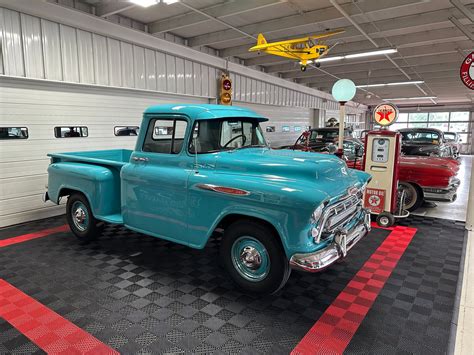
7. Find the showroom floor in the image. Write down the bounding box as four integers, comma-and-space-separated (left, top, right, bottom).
413, 156, 472, 222
0, 214, 466, 354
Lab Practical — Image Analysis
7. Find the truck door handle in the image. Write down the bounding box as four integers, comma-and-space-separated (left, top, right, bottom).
133, 157, 149, 162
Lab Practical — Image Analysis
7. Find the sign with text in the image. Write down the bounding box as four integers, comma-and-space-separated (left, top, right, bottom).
364, 188, 386, 214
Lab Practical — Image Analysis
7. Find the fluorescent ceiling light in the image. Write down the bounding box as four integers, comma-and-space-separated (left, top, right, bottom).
345, 48, 397, 58
383, 96, 437, 101
163, 0, 180, 4
356, 81, 424, 88
316, 56, 344, 62
305, 49, 397, 66
130, 0, 157, 7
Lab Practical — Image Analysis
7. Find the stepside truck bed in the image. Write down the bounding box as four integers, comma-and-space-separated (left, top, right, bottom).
48, 149, 132, 167
46, 149, 133, 224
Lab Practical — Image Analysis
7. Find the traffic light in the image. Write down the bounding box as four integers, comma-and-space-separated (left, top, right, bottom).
220, 73, 232, 105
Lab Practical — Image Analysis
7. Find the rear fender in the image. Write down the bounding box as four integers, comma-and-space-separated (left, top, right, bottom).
48, 162, 120, 218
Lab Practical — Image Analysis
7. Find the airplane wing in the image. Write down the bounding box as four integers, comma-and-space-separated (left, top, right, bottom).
249, 30, 345, 52
308, 29, 345, 40
249, 36, 312, 51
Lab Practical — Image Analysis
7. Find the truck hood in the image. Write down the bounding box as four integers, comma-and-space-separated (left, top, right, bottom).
213, 148, 368, 197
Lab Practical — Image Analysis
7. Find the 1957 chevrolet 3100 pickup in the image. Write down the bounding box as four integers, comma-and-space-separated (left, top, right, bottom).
45, 104, 371, 294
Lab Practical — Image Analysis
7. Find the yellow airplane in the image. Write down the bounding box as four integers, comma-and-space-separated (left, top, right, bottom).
249, 30, 345, 71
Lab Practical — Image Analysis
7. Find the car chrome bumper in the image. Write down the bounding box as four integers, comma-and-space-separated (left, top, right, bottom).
289, 209, 371, 272
422, 178, 460, 203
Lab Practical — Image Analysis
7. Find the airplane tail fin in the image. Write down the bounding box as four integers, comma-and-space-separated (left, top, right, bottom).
257, 33, 267, 46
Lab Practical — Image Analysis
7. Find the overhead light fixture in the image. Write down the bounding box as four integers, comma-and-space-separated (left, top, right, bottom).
130, 0, 158, 7
305, 48, 397, 65
345, 48, 397, 58
163, 0, 180, 3
383, 96, 437, 101
356, 80, 424, 88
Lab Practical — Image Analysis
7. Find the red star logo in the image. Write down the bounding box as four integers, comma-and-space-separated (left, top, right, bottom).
377, 108, 393, 122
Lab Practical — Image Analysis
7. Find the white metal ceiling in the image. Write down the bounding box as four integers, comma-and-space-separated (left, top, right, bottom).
60, 0, 474, 107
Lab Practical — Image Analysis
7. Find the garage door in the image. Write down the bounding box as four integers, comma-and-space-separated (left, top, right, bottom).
0, 78, 208, 227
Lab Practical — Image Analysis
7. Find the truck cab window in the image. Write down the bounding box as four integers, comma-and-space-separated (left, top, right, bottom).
144, 118, 188, 154
0, 127, 28, 140
189, 119, 267, 154
54, 127, 88, 138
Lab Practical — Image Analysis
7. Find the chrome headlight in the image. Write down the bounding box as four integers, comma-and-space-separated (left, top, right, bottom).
311, 202, 325, 223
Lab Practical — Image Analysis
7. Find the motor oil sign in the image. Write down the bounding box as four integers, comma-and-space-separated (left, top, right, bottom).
364, 188, 386, 214
460, 51, 474, 90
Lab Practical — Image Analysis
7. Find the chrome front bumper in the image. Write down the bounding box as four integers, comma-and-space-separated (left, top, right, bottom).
422, 178, 460, 203
289, 209, 371, 272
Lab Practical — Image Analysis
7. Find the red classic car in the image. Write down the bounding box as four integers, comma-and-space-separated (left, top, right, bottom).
286, 129, 461, 211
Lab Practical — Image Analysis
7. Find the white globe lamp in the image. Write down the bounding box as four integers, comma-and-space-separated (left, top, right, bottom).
331, 79, 356, 155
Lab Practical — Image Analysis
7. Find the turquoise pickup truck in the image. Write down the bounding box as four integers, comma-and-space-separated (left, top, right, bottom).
45, 104, 371, 294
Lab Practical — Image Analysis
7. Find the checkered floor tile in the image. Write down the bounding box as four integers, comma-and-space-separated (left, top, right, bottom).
0, 214, 465, 354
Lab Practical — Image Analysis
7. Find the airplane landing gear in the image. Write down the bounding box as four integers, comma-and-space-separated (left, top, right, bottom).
315, 62, 321, 68
300, 65, 307, 72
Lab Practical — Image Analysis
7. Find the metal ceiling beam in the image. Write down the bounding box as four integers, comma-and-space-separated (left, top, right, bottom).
284, 54, 461, 80
96, 1, 136, 17
450, 0, 474, 22
218, 7, 461, 58
187, 0, 427, 47
265, 41, 473, 73
301, 64, 459, 85
449, 16, 474, 40
245, 27, 470, 67
148, 0, 283, 34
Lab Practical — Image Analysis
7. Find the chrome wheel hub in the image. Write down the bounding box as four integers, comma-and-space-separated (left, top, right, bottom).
240, 246, 262, 270
74, 208, 86, 224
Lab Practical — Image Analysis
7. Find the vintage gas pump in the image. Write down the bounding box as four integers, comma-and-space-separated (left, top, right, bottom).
363, 103, 409, 227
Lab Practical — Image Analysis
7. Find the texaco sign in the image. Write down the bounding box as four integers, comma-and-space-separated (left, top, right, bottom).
460, 51, 474, 90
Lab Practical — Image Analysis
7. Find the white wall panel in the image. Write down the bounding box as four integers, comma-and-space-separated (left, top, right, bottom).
77, 29, 94, 84
209, 67, 217, 99
256, 80, 262, 104
21, 13, 44, 79
193, 61, 201, 97
145, 48, 156, 91
201, 64, 209, 97
0, 77, 208, 227
0, 8, 3, 75
41, 19, 62, 81
92, 34, 108, 85
233, 74, 240, 102
184, 59, 193, 96
120, 41, 134, 88
133, 44, 146, 89
107, 37, 121, 87
156, 51, 166, 92
176, 56, 185, 95
60, 24, 79, 83
1, 9, 24, 76
166, 54, 176, 93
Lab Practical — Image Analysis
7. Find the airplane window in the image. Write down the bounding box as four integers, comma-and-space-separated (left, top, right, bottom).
0, 127, 28, 140
54, 126, 88, 138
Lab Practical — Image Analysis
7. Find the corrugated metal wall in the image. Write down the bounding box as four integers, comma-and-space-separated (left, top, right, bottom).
0, 78, 207, 227
0, 6, 352, 111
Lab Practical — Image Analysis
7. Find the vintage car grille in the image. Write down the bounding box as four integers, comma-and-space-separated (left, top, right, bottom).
315, 189, 363, 243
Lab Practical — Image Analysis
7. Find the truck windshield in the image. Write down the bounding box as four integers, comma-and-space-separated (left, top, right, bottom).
189, 119, 267, 154
444, 132, 456, 142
